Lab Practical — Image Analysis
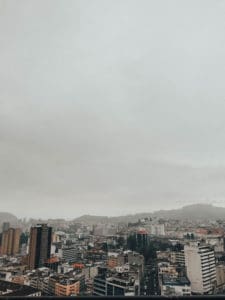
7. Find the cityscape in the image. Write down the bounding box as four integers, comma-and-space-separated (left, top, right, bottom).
1, 0, 225, 298
0, 204, 225, 296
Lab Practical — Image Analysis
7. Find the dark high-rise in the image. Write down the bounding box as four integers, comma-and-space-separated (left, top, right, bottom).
28, 224, 52, 270
136, 229, 148, 248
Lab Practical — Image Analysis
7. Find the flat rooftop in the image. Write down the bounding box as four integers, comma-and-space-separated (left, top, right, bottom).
0, 279, 40, 296
162, 275, 190, 286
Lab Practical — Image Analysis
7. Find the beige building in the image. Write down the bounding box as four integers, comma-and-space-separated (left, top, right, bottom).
184, 242, 216, 295
216, 264, 225, 293
170, 251, 185, 266
55, 279, 80, 296
156, 250, 171, 261
107, 253, 119, 269
1, 228, 21, 256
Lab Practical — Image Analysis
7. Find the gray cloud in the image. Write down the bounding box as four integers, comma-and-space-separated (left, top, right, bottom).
1, 0, 225, 218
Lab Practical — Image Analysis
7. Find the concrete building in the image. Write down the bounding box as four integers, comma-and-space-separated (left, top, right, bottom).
82, 265, 98, 281
1, 228, 21, 256
0, 279, 41, 296
158, 262, 178, 277
170, 250, 185, 266
61, 244, 78, 263
136, 229, 148, 248
107, 252, 119, 269
205, 236, 224, 253
184, 242, 216, 294
216, 264, 225, 293
28, 224, 52, 270
156, 250, 171, 261
150, 224, 165, 236
160, 274, 191, 296
93, 269, 140, 296
106, 272, 140, 296
55, 279, 80, 296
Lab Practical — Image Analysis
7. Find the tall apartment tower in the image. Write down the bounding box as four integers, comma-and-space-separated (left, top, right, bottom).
1, 228, 21, 256
136, 229, 148, 248
184, 242, 216, 295
28, 224, 52, 270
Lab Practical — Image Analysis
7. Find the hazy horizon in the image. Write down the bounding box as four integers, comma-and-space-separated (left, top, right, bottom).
1, 202, 224, 220
1, 0, 225, 219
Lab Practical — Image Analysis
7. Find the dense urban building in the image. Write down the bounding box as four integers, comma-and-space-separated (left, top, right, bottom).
1, 209, 225, 297
93, 266, 140, 296
0, 279, 41, 296
1, 228, 21, 256
184, 242, 216, 294
136, 229, 148, 248
55, 278, 80, 296
28, 224, 52, 270
160, 274, 191, 296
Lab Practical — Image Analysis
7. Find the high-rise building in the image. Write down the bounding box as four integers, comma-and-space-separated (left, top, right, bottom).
136, 229, 148, 248
28, 224, 52, 270
184, 242, 216, 295
1, 228, 21, 256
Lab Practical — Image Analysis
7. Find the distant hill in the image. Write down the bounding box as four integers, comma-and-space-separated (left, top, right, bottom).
0, 212, 19, 228
74, 204, 225, 224
152, 204, 225, 220
1, 203, 225, 227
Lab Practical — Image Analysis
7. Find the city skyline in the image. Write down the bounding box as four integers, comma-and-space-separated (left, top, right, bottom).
1, 0, 225, 219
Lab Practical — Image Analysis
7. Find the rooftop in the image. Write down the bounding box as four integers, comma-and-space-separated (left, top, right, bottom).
162, 275, 190, 286
0, 280, 40, 296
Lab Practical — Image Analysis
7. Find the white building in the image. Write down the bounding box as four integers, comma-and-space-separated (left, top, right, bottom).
170, 250, 185, 266
150, 224, 165, 236
205, 236, 224, 253
184, 242, 216, 294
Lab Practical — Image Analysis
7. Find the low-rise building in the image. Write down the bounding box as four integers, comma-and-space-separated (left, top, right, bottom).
55, 278, 80, 296
93, 271, 140, 296
170, 250, 185, 266
160, 274, 191, 296
216, 264, 225, 293
0, 279, 41, 296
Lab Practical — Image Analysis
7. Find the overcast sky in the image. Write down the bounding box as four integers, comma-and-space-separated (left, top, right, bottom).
1, 0, 225, 219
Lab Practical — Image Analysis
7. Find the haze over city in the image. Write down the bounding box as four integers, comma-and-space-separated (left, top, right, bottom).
1, 0, 225, 219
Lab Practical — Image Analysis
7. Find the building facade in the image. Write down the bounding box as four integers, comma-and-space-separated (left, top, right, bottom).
28, 224, 52, 270
1, 228, 21, 256
184, 242, 216, 294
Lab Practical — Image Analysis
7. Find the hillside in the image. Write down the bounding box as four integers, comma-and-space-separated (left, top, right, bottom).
74, 204, 225, 224
1, 203, 225, 227
0, 212, 19, 227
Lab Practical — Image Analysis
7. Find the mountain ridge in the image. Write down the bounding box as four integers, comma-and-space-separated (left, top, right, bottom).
73, 203, 225, 224
0, 212, 19, 227
1, 203, 225, 225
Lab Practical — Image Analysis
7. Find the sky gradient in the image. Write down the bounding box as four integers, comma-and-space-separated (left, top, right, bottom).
1, 0, 225, 219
